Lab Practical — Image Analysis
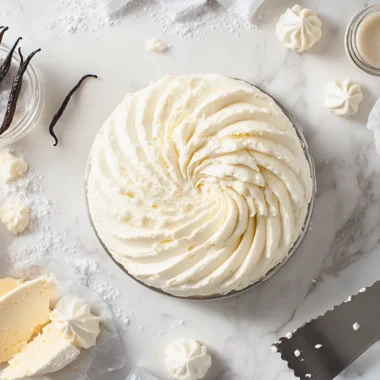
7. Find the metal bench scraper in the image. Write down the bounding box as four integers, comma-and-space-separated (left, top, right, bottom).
273, 281, 380, 380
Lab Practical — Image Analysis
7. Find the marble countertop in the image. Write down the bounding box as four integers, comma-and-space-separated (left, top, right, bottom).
1, 0, 380, 379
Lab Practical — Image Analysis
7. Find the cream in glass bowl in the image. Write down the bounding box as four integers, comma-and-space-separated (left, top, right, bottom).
86, 74, 315, 300
345, 5, 380, 76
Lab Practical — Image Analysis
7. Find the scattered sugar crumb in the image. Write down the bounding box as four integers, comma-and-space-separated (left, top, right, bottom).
346, 296, 352, 303
172, 319, 186, 328
353, 322, 360, 331
359, 288, 366, 293
285, 332, 293, 339
93, 282, 121, 302
315, 344, 322, 349
294, 350, 301, 357
113, 306, 130, 325
305, 375, 312, 378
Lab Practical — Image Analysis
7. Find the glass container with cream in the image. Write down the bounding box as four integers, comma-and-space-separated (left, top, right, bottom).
345, 5, 380, 76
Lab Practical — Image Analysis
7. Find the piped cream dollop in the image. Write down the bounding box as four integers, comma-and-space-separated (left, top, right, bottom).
324, 79, 363, 116
276, 5, 322, 52
87, 74, 313, 297
165, 339, 212, 380
50, 295, 101, 349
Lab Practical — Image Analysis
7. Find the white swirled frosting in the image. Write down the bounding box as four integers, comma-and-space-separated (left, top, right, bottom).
324, 79, 363, 117
276, 5, 322, 53
165, 339, 212, 380
50, 295, 101, 349
87, 74, 313, 297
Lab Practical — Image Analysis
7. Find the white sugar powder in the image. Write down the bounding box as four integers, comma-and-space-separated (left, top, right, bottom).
70, 255, 100, 286
93, 281, 121, 302
0, 164, 134, 327
172, 319, 186, 328
143, 1, 254, 40
46, 0, 254, 40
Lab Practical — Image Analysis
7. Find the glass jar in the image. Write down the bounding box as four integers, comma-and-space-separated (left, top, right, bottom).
0, 45, 42, 146
345, 5, 380, 76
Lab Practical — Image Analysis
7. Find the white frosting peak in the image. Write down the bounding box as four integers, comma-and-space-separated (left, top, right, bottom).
324, 79, 363, 117
50, 295, 101, 349
165, 339, 212, 380
87, 74, 313, 297
276, 5, 322, 52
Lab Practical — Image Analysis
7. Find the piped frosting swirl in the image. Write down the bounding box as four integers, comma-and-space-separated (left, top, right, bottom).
87, 74, 313, 297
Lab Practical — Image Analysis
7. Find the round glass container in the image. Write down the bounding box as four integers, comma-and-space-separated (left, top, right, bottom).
85, 84, 316, 301
345, 5, 380, 76
0, 45, 42, 146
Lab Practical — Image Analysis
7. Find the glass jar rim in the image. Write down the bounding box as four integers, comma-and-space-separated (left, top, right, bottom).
0, 45, 42, 146
345, 5, 380, 76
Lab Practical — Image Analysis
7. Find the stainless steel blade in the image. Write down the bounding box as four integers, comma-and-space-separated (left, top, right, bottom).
274, 281, 380, 380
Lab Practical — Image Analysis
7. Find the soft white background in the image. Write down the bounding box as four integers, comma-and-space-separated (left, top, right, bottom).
1, 0, 380, 379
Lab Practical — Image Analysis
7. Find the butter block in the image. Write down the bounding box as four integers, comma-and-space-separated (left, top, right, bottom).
1, 324, 80, 380
0, 278, 21, 298
0, 275, 56, 363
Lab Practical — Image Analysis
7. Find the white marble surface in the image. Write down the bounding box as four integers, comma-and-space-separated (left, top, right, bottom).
1, 0, 380, 379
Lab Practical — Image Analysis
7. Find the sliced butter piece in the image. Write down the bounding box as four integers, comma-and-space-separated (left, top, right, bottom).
1, 323, 80, 380
0, 275, 56, 363
0, 278, 21, 298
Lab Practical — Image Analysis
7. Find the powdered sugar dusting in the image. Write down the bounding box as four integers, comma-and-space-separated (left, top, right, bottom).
172, 319, 186, 329
46, 0, 255, 40
144, 1, 254, 40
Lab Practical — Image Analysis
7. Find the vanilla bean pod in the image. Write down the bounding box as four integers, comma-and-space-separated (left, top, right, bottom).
0, 47, 41, 136
49, 74, 98, 146
0, 37, 22, 82
0, 26, 8, 44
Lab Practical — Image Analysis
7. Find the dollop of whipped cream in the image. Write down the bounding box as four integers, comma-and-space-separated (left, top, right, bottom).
0, 199, 30, 234
87, 74, 313, 297
165, 339, 212, 380
50, 295, 101, 349
0, 150, 28, 183
276, 5, 322, 52
324, 79, 363, 116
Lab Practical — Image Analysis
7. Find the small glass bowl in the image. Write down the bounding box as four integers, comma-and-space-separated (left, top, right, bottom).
0, 45, 42, 146
345, 5, 380, 76
85, 84, 316, 301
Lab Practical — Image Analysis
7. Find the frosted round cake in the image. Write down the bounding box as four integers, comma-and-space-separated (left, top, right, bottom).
87, 74, 313, 298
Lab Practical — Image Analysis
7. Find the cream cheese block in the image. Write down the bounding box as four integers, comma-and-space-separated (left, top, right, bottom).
1, 324, 80, 380
0, 278, 20, 298
0, 275, 56, 363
